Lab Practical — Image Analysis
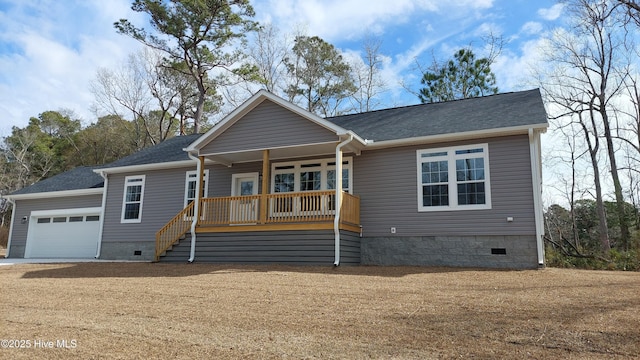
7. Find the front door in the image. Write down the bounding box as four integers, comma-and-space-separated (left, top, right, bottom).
230, 173, 259, 224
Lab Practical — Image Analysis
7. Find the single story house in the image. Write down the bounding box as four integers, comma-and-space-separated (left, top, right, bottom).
5, 89, 548, 268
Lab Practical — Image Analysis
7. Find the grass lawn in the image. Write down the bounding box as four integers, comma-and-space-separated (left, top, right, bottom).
1, 263, 639, 359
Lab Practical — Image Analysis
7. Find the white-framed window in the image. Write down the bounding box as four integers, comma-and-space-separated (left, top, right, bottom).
271, 157, 352, 194
184, 169, 209, 207
417, 144, 491, 212
121, 175, 146, 223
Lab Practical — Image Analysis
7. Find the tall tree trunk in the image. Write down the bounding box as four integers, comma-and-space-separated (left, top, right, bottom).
601, 109, 630, 249
591, 151, 612, 252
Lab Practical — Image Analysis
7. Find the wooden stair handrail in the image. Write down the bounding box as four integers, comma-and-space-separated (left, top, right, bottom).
155, 202, 195, 261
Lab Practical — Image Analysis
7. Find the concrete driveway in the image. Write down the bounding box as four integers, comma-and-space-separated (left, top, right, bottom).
0, 258, 144, 266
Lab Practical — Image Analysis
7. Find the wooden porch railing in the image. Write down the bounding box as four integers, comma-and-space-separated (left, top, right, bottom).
155, 191, 361, 260
341, 192, 361, 226
198, 190, 359, 226
154, 202, 194, 261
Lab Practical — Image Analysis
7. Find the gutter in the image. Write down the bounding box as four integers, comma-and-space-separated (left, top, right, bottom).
5, 197, 16, 258
187, 153, 202, 263
529, 128, 545, 266
364, 123, 549, 150
95, 171, 109, 259
333, 134, 354, 266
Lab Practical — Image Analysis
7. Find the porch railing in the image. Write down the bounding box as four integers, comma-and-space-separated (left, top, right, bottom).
198, 190, 360, 226
154, 202, 194, 261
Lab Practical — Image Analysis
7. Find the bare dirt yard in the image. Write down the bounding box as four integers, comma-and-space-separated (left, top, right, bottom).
1, 263, 639, 359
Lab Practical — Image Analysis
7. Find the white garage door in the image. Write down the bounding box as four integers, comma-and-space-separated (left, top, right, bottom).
25, 208, 102, 259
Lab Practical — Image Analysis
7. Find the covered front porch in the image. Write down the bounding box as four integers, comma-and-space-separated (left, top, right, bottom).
155, 189, 361, 261
153, 90, 367, 263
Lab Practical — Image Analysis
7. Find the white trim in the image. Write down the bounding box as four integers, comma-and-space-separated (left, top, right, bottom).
184, 169, 209, 207
367, 123, 548, 150
198, 141, 341, 158
271, 157, 353, 194
416, 143, 491, 212
5, 198, 16, 258
6, 188, 103, 200
30, 207, 103, 217
93, 160, 196, 175
185, 90, 354, 152
95, 171, 108, 259
231, 172, 259, 196
120, 175, 146, 223
529, 129, 545, 266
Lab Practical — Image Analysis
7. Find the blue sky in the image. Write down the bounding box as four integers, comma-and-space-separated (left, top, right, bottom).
0, 0, 564, 137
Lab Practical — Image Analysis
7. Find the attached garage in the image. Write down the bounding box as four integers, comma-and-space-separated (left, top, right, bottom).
24, 207, 102, 259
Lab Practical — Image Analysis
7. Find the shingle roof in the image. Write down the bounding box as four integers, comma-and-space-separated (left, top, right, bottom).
99, 134, 201, 169
10, 135, 201, 196
326, 89, 547, 141
10, 166, 104, 195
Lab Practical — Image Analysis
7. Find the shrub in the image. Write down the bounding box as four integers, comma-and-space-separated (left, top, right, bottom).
545, 245, 640, 271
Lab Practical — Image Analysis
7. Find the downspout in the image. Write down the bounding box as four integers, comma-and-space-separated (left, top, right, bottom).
187, 153, 203, 263
5, 197, 16, 258
95, 171, 108, 259
334, 133, 354, 266
529, 128, 545, 266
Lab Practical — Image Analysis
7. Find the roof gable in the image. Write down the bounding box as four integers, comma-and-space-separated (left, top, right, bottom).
186, 90, 351, 154
198, 99, 341, 155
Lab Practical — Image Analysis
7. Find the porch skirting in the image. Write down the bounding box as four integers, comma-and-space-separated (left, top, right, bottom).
160, 230, 361, 265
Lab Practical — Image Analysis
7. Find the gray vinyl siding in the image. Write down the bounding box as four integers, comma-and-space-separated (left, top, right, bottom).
200, 100, 339, 154
160, 230, 360, 265
8, 194, 103, 258
101, 166, 197, 246
354, 135, 536, 237
209, 162, 263, 197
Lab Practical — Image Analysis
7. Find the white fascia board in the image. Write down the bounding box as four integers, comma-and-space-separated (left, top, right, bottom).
93, 159, 196, 175
200, 141, 340, 158
6, 188, 104, 201
185, 90, 352, 152
364, 123, 549, 150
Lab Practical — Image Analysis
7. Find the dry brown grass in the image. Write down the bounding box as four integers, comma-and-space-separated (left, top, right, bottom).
1, 263, 639, 359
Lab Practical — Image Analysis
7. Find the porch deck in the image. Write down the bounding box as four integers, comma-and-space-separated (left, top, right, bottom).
155, 191, 360, 261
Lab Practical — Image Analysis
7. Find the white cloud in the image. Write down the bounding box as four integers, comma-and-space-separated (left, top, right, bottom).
0, 0, 143, 135
492, 36, 550, 92
538, 3, 564, 21
254, 0, 493, 43
521, 21, 543, 35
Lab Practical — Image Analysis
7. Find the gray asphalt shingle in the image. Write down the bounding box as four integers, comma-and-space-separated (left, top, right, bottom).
10, 166, 104, 195
327, 89, 547, 141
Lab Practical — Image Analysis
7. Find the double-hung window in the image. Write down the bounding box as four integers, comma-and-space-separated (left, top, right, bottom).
184, 170, 209, 207
417, 144, 491, 211
121, 175, 145, 223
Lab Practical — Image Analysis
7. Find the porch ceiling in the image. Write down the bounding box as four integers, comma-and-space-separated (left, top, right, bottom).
201, 141, 361, 165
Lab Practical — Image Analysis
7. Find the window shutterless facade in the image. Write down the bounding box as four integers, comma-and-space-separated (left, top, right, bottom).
271, 157, 352, 194
121, 175, 145, 223
417, 144, 491, 211
184, 170, 209, 207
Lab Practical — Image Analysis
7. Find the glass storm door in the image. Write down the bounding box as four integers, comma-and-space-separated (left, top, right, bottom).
230, 173, 259, 224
